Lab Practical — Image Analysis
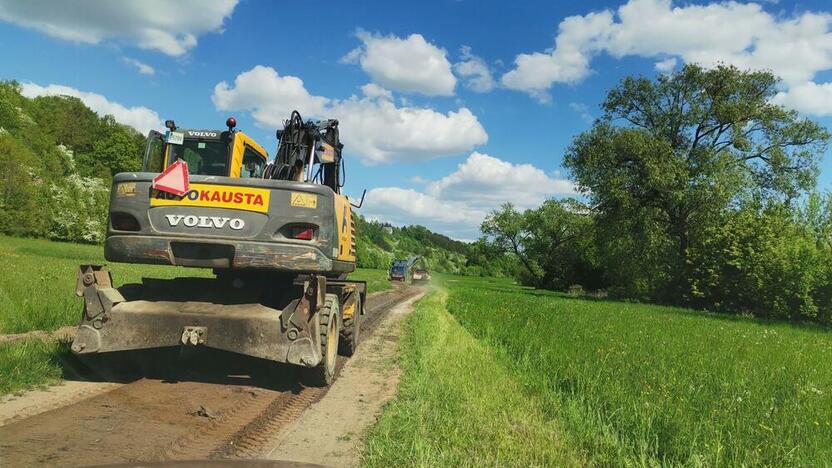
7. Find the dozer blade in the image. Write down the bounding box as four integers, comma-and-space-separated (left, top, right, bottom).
70, 267, 325, 368
72, 300, 291, 360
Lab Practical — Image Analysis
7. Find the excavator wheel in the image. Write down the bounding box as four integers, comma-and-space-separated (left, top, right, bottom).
302, 293, 340, 387
339, 292, 362, 357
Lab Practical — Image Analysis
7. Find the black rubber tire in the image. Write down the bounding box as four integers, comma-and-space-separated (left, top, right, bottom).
302, 294, 340, 387
339, 293, 362, 357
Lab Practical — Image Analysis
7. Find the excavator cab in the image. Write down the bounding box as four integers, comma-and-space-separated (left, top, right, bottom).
142, 118, 268, 178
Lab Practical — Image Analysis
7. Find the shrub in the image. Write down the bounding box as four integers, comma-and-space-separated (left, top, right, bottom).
567, 284, 585, 296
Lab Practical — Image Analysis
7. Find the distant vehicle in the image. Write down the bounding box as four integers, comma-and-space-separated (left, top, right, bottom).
389, 256, 423, 282
389, 259, 411, 282
412, 268, 431, 282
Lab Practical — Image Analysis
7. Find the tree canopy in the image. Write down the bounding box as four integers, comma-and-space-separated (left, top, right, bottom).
483, 65, 832, 323
565, 64, 829, 299
0, 80, 145, 242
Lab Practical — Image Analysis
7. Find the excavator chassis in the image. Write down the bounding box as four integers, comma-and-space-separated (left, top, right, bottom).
70, 265, 365, 369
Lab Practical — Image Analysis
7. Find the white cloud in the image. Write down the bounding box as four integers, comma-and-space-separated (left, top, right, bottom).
360, 83, 393, 100
212, 66, 487, 164
501, 10, 613, 100
426, 152, 577, 209
0, 0, 238, 56
123, 57, 155, 76
654, 57, 677, 73
364, 152, 576, 239
20, 83, 161, 134
569, 102, 593, 123
365, 187, 485, 228
500, 0, 832, 115
330, 97, 487, 164
454, 46, 496, 93
212, 65, 329, 127
602, 0, 832, 85
773, 82, 832, 117
342, 30, 456, 96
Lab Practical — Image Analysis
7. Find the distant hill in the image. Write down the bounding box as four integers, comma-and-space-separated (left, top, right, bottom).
354, 215, 507, 276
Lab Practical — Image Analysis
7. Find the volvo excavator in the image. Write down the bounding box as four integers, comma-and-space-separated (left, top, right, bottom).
71, 111, 365, 385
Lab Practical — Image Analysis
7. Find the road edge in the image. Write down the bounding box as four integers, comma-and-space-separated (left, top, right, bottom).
262, 290, 426, 466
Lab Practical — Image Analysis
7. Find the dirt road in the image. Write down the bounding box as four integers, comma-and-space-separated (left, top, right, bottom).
0, 284, 421, 466
264, 293, 423, 467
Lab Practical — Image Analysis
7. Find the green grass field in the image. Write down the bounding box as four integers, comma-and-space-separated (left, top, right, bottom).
365, 277, 832, 466
352, 267, 392, 295
363, 288, 582, 466
0, 338, 68, 395
0, 235, 388, 334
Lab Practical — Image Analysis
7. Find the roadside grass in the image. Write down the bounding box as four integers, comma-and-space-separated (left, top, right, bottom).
0, 235, 388, 334
439, 276, 832, 466
349, 268, 391, 294
0, 235, 213, 334
0, 339, 68, 395
362, 289, 582, 467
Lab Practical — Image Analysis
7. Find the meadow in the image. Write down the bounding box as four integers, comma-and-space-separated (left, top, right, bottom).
365, 276, 832, 466
363, 287, 582, 466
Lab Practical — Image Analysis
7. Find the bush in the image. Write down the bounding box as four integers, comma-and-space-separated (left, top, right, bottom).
46, 174, 109, 243
567, 284, 585, 296
687, 198, 832, 323
0, 135, 44, 236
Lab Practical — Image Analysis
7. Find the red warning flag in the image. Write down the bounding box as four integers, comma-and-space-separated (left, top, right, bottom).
152, 159, 189, 196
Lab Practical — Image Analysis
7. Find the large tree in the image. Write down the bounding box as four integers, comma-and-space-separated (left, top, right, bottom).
564, 64, 829, 296
481, 199, 598, 289
85, 117, 144, 177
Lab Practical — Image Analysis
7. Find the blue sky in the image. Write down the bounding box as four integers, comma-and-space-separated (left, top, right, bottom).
1, 0, 831, 239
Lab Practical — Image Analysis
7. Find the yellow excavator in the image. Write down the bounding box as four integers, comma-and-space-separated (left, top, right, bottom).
73, 111, 365, 385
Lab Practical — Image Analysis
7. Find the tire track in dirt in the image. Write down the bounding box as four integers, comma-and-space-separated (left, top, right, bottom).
263, 292, 425, 467
212, 286, 422, 461
0, 284, 420, 467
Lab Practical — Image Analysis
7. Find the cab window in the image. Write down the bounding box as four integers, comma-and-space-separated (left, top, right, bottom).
241, 146, 265, 178
143, 131, 165, 172
169, 139, 230, 176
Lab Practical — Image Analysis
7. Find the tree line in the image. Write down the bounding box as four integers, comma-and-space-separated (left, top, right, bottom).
483, 65, 832, 323
0, 81, 145, 242
355, 215, 508, 276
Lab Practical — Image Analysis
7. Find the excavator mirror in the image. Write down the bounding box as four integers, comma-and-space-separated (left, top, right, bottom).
350, 189, 366, 208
